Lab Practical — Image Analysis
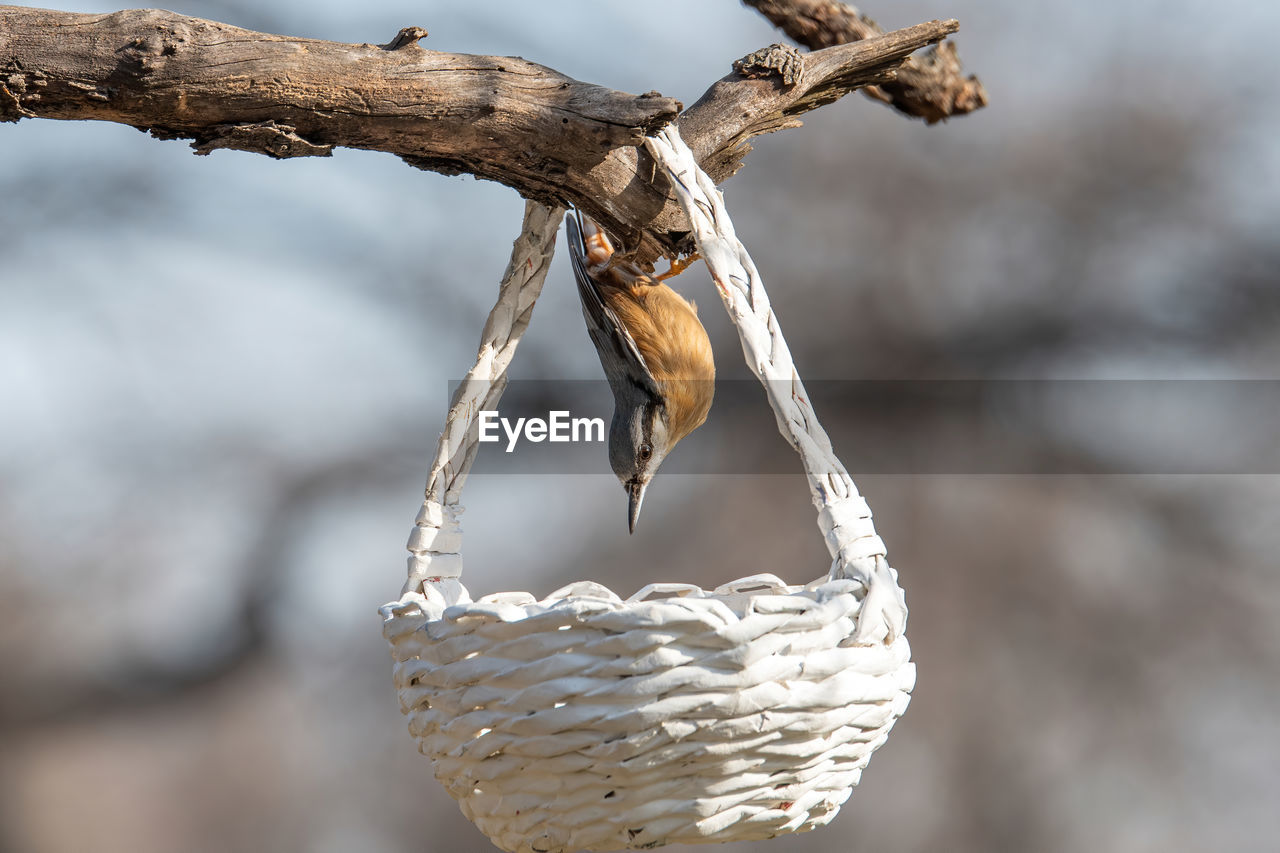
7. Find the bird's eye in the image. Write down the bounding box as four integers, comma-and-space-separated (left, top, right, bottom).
638, 443, 653, 461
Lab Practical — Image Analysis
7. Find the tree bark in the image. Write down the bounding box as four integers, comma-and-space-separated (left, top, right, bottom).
1, 6, 967, 260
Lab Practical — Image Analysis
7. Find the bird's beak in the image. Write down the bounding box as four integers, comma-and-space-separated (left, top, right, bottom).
627, 480, 647, 534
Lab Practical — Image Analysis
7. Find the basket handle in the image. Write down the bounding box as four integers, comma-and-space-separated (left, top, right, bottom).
645, 127, 906, 643
403, 201, 564, 597
404, 132, 906, 644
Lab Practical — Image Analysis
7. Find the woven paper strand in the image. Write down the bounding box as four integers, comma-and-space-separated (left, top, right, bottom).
401, 200, 565, 604
381, 135, 914, 853
643, 126, 906, 645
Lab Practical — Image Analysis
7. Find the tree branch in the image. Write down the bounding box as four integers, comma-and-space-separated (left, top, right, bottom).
1, 5, 960, 258
742, 0, 987, 124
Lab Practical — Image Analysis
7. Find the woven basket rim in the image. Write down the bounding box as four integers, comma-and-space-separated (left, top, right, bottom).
380, 571, 874, 624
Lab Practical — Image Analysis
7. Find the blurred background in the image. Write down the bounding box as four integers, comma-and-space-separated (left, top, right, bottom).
3, 1, 1279, 851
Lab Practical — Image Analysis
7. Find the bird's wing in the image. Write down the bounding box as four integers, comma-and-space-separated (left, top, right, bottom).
566, 212, 662, 399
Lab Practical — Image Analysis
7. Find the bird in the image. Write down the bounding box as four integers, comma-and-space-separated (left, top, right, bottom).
565, 211, 715, 534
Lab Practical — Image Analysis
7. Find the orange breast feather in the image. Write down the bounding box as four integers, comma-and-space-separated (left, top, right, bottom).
604, 281, 715, 444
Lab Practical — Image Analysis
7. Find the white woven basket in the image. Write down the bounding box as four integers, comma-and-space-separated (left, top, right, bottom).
381, 128, 914, 853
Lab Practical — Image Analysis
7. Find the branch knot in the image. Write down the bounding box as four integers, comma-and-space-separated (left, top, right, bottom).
733, 44, 805, 88
385, 27, 429, 50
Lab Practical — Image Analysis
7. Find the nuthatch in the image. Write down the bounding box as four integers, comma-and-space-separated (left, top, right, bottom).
566, 212, 715, 533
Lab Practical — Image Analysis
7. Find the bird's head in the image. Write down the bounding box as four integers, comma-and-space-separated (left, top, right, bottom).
608, 399, 671, 534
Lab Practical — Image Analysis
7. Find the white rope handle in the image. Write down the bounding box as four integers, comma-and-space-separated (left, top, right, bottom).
403, 200, 564, 598
401, 131, 904, 644
644, 127, 906, 643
